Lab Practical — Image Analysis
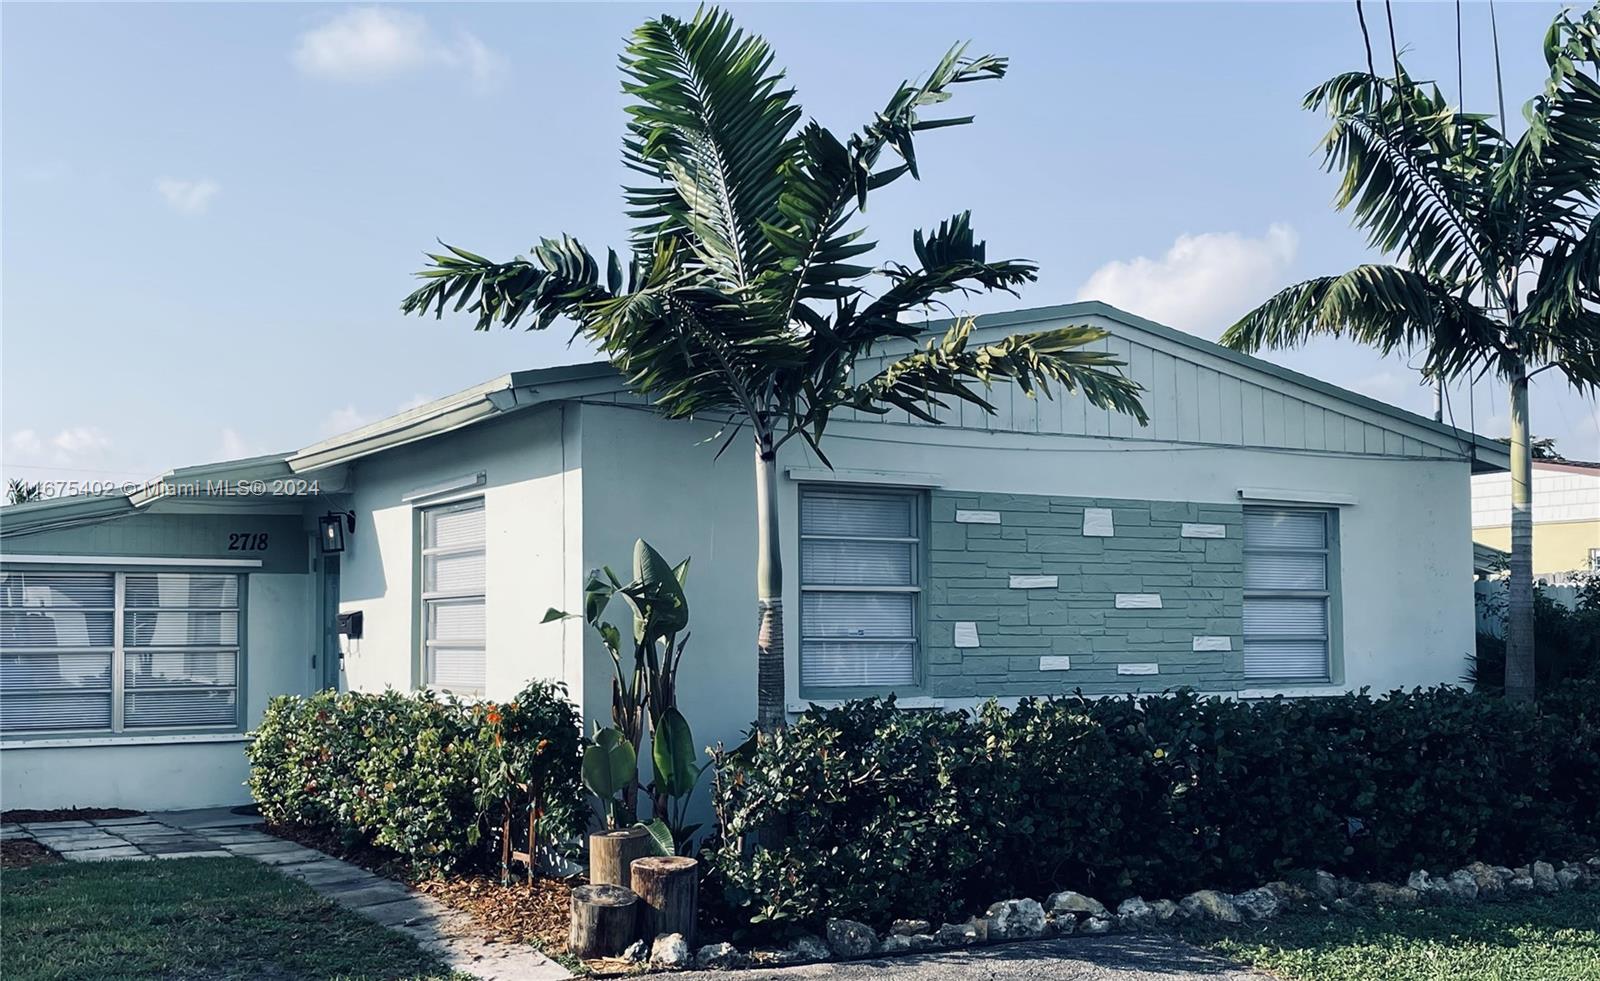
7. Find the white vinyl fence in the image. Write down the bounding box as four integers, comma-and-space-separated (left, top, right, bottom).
1474, 580, 1580, 638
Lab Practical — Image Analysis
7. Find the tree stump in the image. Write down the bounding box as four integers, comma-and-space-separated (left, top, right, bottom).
631, 855, 698, 946
589, 827, 654, 890
569, 883, 639, 958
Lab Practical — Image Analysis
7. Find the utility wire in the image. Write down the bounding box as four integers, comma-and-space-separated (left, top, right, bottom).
1355, 1, 1378, 78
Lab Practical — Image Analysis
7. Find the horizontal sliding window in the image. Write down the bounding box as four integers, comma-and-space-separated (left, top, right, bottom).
800, 488, 920, 689
1, 570, 242, 736
1243, 508, 1336, 682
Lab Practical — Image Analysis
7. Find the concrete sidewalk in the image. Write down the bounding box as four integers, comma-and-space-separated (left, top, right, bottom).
672, 935, 1261, 981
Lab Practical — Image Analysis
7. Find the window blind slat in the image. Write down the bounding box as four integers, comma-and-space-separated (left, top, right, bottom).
1, 692, 112, 732
1244, 510, 1326, 549
125, 651, 237, 688
0, 610, 113, 648
801, 540, 914, 586
1244, 641, 1329, 680
425, 552, 485, 594
426, 504, 485, 549
0, 653, 113, 691
1242, 597, 1328, 635
801, 642, 916, 687
802, 593, 914, 638
124, 574, 238, 609
1243, 553, 1327, 590
124, 689, 237, 728
430, 648, 486, 693
428, 599, 485, 643
801, 492, 914, 538
0, 572, 115, 609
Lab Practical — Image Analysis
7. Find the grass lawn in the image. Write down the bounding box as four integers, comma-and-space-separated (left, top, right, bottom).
0, 857, 469, 981
1184, 891, 1600, 981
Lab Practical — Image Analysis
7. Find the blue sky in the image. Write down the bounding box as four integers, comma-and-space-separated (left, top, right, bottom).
3, 2, 1596, 487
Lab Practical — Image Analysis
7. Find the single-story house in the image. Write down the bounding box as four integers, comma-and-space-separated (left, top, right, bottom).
0, 302, 1509, 811
1472, 458, 1600, 579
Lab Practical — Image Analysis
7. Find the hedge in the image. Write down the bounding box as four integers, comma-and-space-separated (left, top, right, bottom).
708, 685, 1600, 929
246, 681, 586, 872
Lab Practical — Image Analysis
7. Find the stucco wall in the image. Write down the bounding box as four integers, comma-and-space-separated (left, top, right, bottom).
336, 405, 583, 701
573, 403, 1477, 751
1, 570, 315, 810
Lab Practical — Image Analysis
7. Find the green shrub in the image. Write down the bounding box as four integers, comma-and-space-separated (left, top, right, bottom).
246, 681, 585, 873
1471, 574, 1600, 693
709, 687, 1600, 930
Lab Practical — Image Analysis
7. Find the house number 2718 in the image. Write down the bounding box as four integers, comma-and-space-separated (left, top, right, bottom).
228, 533, 270, 551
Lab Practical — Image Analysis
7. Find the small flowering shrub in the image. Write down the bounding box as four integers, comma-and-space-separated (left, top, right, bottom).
246, 681, 585, 873
709, 686, 1600, 929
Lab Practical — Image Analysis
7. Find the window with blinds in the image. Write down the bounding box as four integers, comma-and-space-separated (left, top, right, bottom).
1243, 508, 1336, 682
799, 488, 921, 689
421, 499, 486, 695
0, 569, 242, 736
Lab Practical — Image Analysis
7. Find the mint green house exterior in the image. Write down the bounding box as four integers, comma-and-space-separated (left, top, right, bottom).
0, 303, 1509, 810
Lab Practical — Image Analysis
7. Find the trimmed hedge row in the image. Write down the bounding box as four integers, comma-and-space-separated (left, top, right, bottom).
246, 681, 586, 872
709, 685, 1600, 929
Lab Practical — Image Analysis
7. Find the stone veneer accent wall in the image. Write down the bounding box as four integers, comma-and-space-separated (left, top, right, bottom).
925, 492, 1245, 697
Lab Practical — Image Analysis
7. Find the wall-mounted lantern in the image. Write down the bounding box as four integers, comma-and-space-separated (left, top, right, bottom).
318, 511, 356, 554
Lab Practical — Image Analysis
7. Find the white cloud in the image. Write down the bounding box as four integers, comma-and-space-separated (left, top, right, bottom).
321, 405, 372, 436
156, 178, 220, 216
9, 429, 43, 455
396, 393, 433, 413
1076, 224, 1299, 339
292, 7, 504, 89
51, 427, 112, 456
218, 428, 269, 460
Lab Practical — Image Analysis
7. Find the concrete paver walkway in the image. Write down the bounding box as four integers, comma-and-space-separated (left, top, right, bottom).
3, 810, 570, 981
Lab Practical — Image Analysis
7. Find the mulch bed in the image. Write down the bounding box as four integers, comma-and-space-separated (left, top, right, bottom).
2, 839, 63, 869
261, 821, 579, 958
1, 807, 143, 823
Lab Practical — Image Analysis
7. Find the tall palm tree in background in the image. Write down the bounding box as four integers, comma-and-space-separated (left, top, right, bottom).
402, 8, 1147, 730
1223, 5, 1600, 703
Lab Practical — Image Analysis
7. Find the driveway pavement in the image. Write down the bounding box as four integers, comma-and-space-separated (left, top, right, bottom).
673, 935, 1262, 981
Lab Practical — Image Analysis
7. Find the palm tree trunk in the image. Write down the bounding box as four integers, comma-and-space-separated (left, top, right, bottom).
754, 438, 786, 730
1504, 370, 1536, 704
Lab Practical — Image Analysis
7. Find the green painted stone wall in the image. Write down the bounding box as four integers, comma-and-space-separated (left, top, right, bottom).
925, 491, 1245, 696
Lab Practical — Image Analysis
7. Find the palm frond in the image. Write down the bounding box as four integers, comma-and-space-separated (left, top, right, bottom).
1497, 5, 1600, 265
758, 46, 1010, 329
1307, 70, 1503, 287
400, 236, 615, 332
1221, 264, 1507, 380
849, 317, 1147, 427
620, 8, 802, 290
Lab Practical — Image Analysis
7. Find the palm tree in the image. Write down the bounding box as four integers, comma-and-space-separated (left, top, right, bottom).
1222, 6, 1600, 703
401, 8, 1146, 730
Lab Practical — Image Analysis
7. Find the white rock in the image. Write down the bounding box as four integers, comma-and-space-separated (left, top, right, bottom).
1533, 861, 1559, 894
934, 922, 978, 946
1079, 916, 1113, 934
825, 918, 878, 958
1046, 890, 1108, 918
1446, 871, 1479, 902
785, 934, 830, 963
694, 942, 747, 970
1180, 890, 1241, 923
650, 933, 692, 970
622, 939, 648, 962
890, 918, 931, 937
985, 898, 1046, 940
1233, 888, 1282, 921
879, 935, 912, 954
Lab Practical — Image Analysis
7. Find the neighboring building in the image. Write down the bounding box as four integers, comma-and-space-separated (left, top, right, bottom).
0, 302, 1509, 810
1472, 459, 1600, 580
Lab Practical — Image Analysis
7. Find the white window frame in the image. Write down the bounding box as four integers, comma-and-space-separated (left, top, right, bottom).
1242, 507, 1339, 683
418, 497, 486, 695
1, 568, 245, 738
798, 485, 923, 692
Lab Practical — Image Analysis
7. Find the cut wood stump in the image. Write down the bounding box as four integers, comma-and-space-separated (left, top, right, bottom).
589, 827, 653, 890
631, 855, 698, 946
569, 883, 639, 958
